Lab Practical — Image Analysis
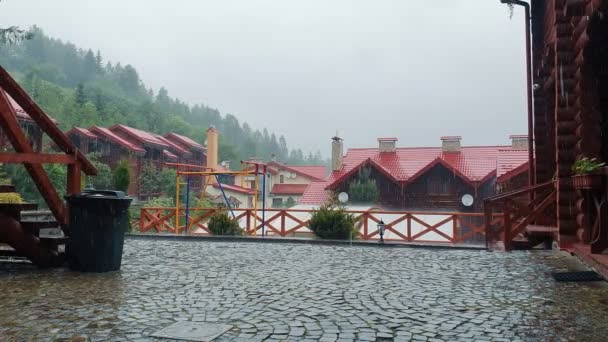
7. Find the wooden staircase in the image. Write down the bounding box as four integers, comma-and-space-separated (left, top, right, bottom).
0, 185, 66, 264
484, 181, 558, 251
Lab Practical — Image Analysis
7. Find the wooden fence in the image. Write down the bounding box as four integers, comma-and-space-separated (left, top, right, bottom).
138, 207, 497, 244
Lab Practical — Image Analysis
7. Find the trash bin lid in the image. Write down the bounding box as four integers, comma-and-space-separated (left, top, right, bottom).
76, 190, 128, 199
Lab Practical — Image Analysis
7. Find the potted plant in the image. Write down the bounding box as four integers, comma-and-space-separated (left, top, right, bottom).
572, 157, 605, 190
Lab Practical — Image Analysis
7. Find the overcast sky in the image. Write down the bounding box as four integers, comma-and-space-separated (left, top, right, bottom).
0, 0, 527, 155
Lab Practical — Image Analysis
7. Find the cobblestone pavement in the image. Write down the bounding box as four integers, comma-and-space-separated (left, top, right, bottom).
1, 239, 608, 341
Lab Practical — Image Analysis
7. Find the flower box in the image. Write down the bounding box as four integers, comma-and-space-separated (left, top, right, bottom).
572, 174, 603, 190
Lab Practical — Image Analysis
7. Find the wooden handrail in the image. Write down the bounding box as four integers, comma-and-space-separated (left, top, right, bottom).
484, 180, 554, 203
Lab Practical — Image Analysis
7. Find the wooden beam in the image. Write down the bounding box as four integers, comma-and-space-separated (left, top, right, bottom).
0, 152, 76, 164
0, 90, 66, 226
66, 162, 81, 195
0, 66, 97, 176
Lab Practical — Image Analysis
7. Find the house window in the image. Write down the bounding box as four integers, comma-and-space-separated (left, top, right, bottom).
272, 198, 283, 208
280, 175, 284, 184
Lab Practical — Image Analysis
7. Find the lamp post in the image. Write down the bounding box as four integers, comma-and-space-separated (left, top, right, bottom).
377, 219, 386, 243
500, 0, 535, 189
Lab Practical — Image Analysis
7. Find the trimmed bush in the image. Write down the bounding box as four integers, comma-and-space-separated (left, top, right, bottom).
208, 210, 243, 236
309, 203, 356, 240
113, 160, 131, 193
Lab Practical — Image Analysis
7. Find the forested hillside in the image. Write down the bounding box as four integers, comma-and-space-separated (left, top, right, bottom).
0, 26, 327, 166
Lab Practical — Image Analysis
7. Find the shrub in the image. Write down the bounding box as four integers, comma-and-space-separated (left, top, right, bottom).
208, 210, 243, 236
113, 160, 130, 192
309, 203, 356, 240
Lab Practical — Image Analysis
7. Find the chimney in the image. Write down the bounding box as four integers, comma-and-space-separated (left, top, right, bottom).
510, 135, 528, 150
441, 136, 462, 152
206, 125, 218, 170
331, 135, 343, 171
378, 137, 397, 153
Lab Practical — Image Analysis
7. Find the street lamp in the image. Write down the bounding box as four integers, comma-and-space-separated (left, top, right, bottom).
500, 0, 535, 188
377, 219, 386, 243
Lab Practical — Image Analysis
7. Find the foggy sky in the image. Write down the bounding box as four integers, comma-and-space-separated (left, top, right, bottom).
0, 0, 528, 156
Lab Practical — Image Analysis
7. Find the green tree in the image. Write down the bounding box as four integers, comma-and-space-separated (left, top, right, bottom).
348, 166, 379, 203
285, 197, 296, 208
113, 160, 130, 193
139, 161, 160, 196
86, 154, 113, 190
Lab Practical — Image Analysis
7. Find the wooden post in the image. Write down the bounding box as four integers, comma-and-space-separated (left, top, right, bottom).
484, 203, 492, 249
140, 208, 146, 232
363, 212, 368, 239
407, 214, 412, 242
281, 210, 286, 237
66, 162, 81, 195
503, 199, 512, 251
452, 215, 458, 243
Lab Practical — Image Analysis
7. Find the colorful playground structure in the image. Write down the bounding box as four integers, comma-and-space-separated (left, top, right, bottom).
169, 161, 269, 234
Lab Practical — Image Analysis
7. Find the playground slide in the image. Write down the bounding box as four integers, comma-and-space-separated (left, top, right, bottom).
0, 214, 63, 267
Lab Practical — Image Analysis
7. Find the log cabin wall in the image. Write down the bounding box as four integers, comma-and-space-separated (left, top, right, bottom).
532, 0, 607, 241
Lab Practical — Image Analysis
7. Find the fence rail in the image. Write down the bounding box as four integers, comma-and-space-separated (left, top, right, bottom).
138, 207, 499, 244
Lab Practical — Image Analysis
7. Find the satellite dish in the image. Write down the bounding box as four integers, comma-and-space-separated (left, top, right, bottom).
338, 192, 349, 203
461, 194, 474, 207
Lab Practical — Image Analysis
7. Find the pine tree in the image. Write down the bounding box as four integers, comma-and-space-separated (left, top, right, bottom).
95, 50, 103, 74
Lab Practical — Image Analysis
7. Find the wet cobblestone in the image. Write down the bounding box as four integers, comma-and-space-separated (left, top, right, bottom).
1, 239, 608, 341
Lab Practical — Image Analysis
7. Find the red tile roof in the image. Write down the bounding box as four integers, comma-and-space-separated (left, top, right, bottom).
110, 124, 169, 148
326, 146, 524, 190
89, 126, 146, 154
268, 161, 327, 180
270, 184, 309, 195
497, 149, 529, 183
299, 181, 332, 205
211, 183, 255, 195
164, 132, 205, 151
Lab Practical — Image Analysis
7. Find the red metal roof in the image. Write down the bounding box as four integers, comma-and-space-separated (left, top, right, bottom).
66, 127, 97, 139
163, 149, 178, 161
497, 149, 529, 183
270, 184, 309, 195
299, 181, 332, 205
164, 132, 205, 151
89, 126, 146, 154
326, 146, 524, 190
4, 91, 57, 123
154, 134, 191, 156
110, 124, 169, 148
268, 161, 327, 180
211, 183, 255, 195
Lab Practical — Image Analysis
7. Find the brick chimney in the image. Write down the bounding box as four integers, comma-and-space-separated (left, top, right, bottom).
510, 135, 528, 150
378, 137, 397, 153
331, 135, 343, 171
206, 125, 218, 170
441, 136, 462, 152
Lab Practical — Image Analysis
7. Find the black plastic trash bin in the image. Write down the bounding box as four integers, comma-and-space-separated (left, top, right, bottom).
65, 190, 132, 272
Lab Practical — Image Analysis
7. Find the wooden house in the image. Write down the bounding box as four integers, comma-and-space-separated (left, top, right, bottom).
300, 135, 529, 212
66, 124, 207, 199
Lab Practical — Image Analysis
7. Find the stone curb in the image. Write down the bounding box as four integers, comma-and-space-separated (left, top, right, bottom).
125, 233, 486, 251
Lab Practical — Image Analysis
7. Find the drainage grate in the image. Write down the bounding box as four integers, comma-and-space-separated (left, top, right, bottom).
552, 271, 604, 282
151, 322, 232, 342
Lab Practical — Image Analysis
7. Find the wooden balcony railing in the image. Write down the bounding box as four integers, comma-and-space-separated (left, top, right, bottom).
484, 180, 556, 250
137, 207, 499, 245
